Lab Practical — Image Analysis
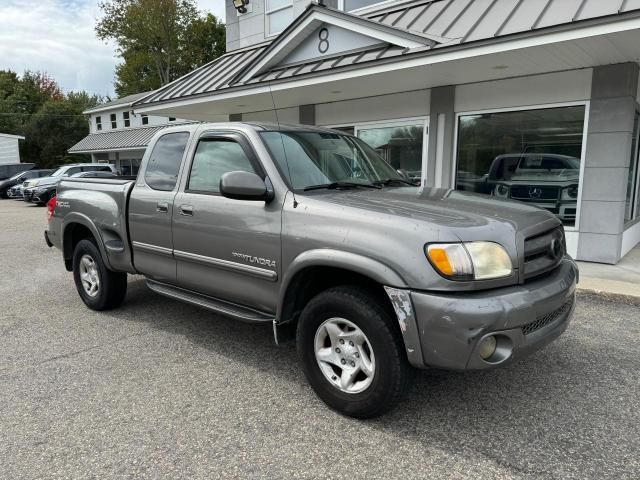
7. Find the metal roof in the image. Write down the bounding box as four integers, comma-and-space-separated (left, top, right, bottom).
68, 125, 170, 153
84, 91, 156, 114
134, 0, 640, 108
366, 0, 640, 44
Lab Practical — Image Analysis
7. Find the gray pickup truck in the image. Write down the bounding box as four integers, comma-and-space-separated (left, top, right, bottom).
46, 122, 578, 418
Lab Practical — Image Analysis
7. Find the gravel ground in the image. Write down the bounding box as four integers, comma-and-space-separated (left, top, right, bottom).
0, 199, 639, 479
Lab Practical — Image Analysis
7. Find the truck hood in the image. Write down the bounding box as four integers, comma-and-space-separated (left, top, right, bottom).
310, 186, 557, 234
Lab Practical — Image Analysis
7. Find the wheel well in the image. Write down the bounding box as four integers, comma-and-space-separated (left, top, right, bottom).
63, 223, 96, 271
280, 266, 394, 327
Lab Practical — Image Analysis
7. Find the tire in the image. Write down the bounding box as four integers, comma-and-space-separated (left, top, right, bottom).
72, 239, 127, 311
297, 286, 413, 418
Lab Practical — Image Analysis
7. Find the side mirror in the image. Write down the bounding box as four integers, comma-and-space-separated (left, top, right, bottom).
220, 171, 274, 202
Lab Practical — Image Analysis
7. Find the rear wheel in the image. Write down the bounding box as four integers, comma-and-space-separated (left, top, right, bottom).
72, 239, 127, 311
297, 286, 413, 418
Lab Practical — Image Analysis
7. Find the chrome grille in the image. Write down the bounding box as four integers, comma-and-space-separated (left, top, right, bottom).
522, 297, 574, 336
522, 226, 565, 281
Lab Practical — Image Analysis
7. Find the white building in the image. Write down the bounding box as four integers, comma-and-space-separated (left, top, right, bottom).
0, 133, 25, 165
69, 92, 188, 175
132, 0, 640, 264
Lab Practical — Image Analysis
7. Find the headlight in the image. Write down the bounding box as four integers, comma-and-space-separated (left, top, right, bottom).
562, 185, 578, 200
494, 184, 509, 197
29, 180, 39, 187
426, 242, 513, 281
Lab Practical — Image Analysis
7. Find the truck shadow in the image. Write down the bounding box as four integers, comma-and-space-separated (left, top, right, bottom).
110, 279, 636, 477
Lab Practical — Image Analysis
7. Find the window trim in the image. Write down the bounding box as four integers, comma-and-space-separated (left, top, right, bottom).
95, 116, 102, 131
452, 101, 591, 233
265, 0, 293, 38
184, 131, 267, 197
327, 116, 430, 187
141, 114, 149, 126
123, 111, 131, 128
110, 113, 117, 129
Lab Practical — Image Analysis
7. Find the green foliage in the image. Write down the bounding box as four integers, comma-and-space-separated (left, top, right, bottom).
96, 0, 226, 96
0, 70, 102, 168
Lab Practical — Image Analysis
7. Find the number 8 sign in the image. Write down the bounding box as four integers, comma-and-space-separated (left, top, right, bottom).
318, 27, 329, 54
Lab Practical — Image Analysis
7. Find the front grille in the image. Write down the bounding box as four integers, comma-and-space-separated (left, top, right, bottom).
510, 185, 560, 200
522, 226, 565, 281
522, 296, 574, 335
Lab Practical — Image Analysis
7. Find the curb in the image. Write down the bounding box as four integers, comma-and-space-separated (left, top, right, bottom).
576, 287, 640, 305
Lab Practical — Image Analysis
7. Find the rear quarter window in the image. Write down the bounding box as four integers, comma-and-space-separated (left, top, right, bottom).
145, 132, 190, 191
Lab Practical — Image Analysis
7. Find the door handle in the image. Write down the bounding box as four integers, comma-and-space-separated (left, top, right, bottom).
179, 205, 193, 216
156, 202, 169, 213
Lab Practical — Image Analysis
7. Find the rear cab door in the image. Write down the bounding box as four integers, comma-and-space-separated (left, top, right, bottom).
129, 130, 192, 283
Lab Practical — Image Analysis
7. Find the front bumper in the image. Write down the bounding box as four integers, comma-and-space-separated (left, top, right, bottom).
393, 257, 577, 370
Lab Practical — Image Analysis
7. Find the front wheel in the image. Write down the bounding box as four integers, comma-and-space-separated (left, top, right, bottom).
297, 286, 413, 418
72, 239, 127, 311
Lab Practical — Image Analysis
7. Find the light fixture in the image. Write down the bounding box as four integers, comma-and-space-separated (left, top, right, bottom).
233, 0, 249, 14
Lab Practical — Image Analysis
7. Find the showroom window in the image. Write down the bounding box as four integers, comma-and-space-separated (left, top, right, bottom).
355, 119, 427, 185
455, 105, 586, 227
625, 112, 640, 222
266, 0, 293, 36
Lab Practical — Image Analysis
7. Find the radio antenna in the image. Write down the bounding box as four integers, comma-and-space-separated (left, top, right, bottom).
268, 80, 298, 208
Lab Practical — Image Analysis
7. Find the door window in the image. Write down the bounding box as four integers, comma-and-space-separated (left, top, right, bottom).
187, 139, 257, 194
145, 132, 190, 191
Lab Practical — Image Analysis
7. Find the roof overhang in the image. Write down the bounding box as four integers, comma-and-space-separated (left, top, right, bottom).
135, 14, 640, 120
0, 133, 25, 140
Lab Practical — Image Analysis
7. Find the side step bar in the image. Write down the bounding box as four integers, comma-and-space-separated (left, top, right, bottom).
146, 279, 274, 324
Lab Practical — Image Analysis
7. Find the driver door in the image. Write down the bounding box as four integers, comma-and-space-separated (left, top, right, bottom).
172, 131, 282, 314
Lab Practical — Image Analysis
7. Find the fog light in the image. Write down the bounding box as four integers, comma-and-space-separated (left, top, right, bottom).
478, 335, 497, 360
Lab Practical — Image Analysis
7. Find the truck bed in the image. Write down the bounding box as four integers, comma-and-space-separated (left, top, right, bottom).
53, 177, 137, 274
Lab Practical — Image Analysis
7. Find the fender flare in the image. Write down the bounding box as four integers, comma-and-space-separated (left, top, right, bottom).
276, 249, 408, 321
62, 212, 113, 271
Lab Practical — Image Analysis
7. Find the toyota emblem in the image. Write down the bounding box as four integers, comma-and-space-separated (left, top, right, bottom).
528, 187, 542, 199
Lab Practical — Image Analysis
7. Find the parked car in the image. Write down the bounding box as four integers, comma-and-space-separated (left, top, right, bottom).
25, 170, 119, 205
491, 154, 580, 222
456, 154, 580, 222
0, 163, 35, 181
46, 123, 577, 418
0, 169, 54, 198
23, 164, 117, 205
7, 183, 25, 199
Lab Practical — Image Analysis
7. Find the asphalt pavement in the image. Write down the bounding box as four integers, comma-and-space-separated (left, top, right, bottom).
0, 199, 639, 479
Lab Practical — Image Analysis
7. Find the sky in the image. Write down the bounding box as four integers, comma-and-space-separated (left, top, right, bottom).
0, 0, 226, 98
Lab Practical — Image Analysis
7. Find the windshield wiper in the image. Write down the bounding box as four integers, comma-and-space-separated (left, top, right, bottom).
372, 178, 418, 187
303, 181, 381, 192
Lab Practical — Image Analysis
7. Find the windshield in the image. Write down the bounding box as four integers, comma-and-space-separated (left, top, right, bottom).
260, 131, 404, 191
8, 172, 26, 180
50, 167, 66, 177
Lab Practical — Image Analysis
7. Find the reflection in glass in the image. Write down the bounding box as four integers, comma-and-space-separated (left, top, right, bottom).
188, 140, 256, 193
456, 106, 585, 226
357, 124, 424, 183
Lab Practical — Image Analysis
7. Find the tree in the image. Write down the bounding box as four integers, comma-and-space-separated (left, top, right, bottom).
22, 96, 100, 168
0, 70, 101, 167
96, 0, 226, 97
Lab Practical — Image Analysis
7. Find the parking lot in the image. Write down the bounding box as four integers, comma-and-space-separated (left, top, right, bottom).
0, 199, 638, 479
